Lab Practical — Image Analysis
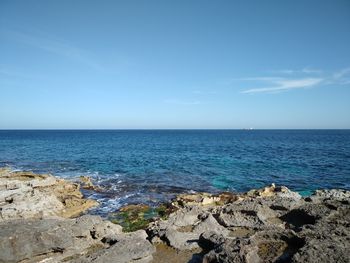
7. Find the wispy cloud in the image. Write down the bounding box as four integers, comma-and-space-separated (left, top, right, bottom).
302, 68, 323, 74
333, 68, 350, 79
3, 30, 103, 71
242, 78, 323, 94
240, 67, 349, 94
269, 67, 323, 75
164, 99, 201, 105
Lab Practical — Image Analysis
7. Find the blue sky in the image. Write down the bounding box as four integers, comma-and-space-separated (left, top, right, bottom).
1, 0, 350, 129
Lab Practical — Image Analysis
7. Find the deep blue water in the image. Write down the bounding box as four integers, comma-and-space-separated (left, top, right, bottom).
1, 130, 350, 215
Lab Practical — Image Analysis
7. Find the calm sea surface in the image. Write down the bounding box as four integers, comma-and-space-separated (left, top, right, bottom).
1, 130, 349, 215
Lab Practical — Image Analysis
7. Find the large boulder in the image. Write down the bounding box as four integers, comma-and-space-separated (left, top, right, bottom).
0, 215, 122, 263
0, 168, 98, 221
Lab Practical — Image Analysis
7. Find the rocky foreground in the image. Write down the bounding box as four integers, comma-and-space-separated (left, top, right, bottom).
0, 168, 349, 263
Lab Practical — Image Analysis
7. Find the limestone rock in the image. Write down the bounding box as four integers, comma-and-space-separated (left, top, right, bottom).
0, 169, 98, 221
0, 215, 122, 263
73, 230, 155, 263
309, 189, 350, 203
217, 199, 280, 228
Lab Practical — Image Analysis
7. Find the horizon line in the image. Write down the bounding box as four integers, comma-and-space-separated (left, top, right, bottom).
1, 128, 350, 131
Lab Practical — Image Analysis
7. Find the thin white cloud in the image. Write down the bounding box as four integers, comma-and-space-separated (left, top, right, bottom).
273, 69, 296, 74
333, 68, 350, 79
242, 78, 323, 94
302, 67, 323, 74
269, 68, 323, 75
238, 77, 284, 81
3, 30, 103, 71
240, 67, 350, 94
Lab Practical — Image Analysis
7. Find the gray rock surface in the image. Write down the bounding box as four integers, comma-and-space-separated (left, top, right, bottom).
0, 169, 349, 263
0, 168, 98, 221
73, 230, 155, 263
0, 215, 122, 263
148, 184, 349, 262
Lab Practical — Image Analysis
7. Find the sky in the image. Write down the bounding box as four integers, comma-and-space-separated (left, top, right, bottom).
1, 0, 350, 129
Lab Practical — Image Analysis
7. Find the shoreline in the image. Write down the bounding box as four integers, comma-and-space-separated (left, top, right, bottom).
0, 168, 349, 262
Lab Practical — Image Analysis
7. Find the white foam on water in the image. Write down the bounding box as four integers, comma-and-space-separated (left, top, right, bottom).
94, 193, 136, 213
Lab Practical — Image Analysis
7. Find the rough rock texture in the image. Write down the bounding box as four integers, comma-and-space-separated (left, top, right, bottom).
0, 169, 155, 263
72, 230, 156, 263
148, 184, 350, 263
0, 168, 98, 221
0, 215, 155, 263
0, 215, 122, 263
0, 168, 349, 263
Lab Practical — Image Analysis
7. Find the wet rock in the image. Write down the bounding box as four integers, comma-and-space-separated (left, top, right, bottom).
110, 204, 159, 232
79, 176, 100, 191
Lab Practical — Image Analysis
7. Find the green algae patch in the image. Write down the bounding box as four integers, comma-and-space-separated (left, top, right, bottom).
109, 203, 177, 232
109, 204, 158, 232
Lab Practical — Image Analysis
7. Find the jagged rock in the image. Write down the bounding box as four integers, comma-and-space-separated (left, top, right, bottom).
163, 227, 200, 250
0, 168, 98, 221
174, 192, 238, 207
203, 237, 259, 263
246, 184, 302, 200
73, 230, 155, 263
166, 206, 203, 227
0, 170, 349, 263
0, 215, 122, 263
79, 176, 98, 190
309, 189, 350, 203
198, 231, 226, 250
292, 234, 349, 263
217, 199, 280, 228
148, 210, 230, 251
193, 213, 230, 236
202, 230, 304, 263
291, 195, 350, 263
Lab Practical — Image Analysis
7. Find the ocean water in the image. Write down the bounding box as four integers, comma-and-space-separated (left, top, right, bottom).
0, 129, 350, 215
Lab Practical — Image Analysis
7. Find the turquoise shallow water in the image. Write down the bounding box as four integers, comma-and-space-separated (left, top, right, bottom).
0, 130, 349, 215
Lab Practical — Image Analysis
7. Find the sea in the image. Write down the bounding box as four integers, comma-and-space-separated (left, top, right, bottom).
1, 129, 349, 216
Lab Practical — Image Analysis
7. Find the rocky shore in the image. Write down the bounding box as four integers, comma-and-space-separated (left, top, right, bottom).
0, 168, 349, 263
